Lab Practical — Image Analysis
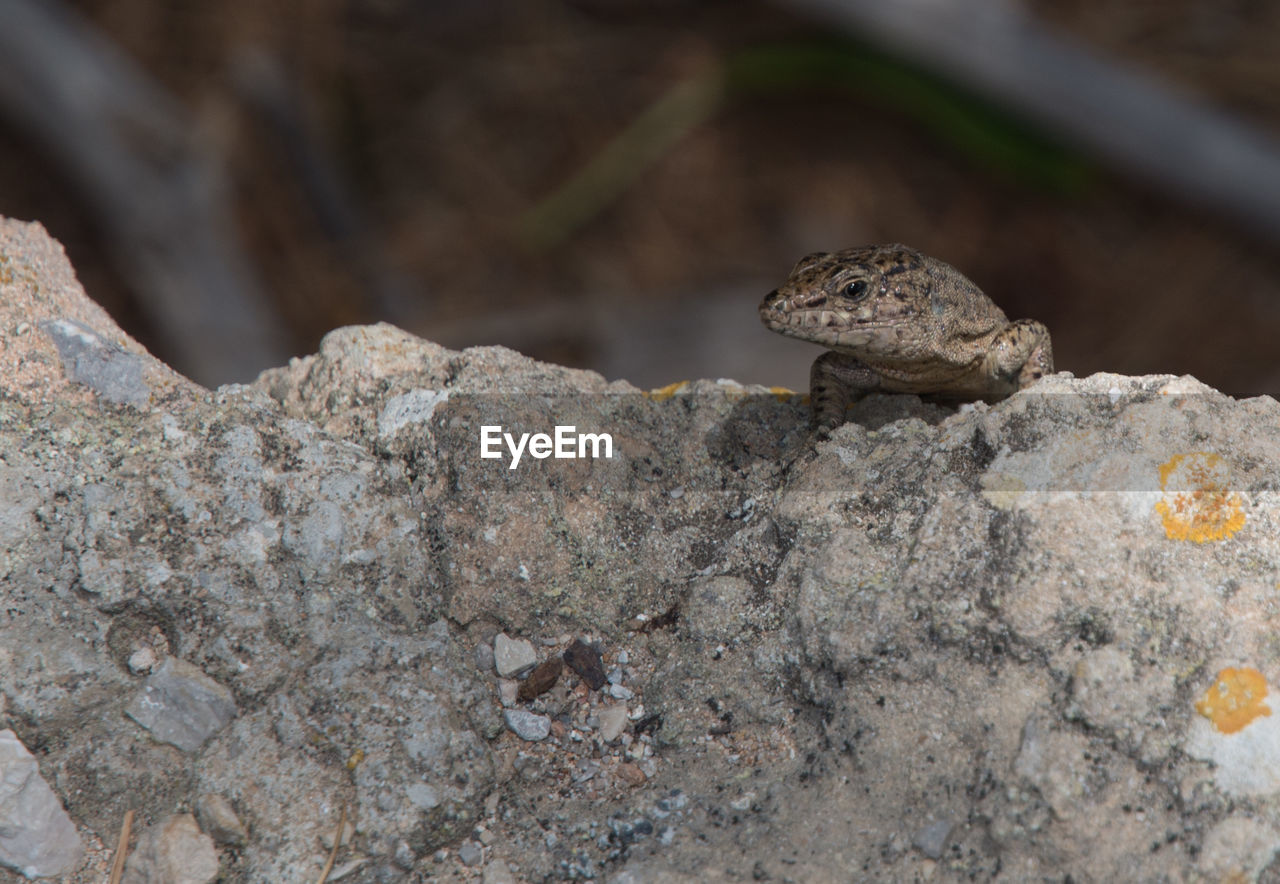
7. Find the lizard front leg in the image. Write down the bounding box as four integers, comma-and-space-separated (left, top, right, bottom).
989, 319, 1054, 390
809, 351, 884, 434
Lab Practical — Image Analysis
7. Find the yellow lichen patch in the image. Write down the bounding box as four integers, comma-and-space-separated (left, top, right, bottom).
644, 381, 689, 401
768, 386, 797, 403
1196, 668, 1272, 734
1153, 452, 1245, 542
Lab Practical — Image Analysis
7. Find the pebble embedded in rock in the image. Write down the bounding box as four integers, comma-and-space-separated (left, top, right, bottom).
0, 729, 84, 878
494, 633, 538, 678
598, 705, 629, 742
127, 646, 159, 674
125, 657, 237, 752
457, 840, 483, 867
615, 762, 647, 787
912, 819, 952, 859
483, 858, 517, 884
563, 639, 607, 690
473, 642, 495, 674
517, 655, 563, 701
195, 793, 247, 846
39, 317, 151, 408
497, 679, 519, 707
121, 813, 219, 884
504, 708, 552, 742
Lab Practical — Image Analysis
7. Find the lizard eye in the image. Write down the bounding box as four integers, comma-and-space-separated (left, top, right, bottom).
843, 279, 869, 300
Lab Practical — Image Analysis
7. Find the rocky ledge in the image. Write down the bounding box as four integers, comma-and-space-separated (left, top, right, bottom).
3, 215, 1280, 881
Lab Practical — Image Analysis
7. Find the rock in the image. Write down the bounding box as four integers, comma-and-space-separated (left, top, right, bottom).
493, 633, 537, 678
0, 729, 84, 878
1012, 715, 1092, 820
377, 388, 450, 438
121, 813, 219, 884
125, 657, 237, 751
39, 317, 151, 408
482, 858, 517, 884
127, 645, 160, 674
517, 655, 563, 701
563, 639, 606, 690
1197, 815, 1280, 881
504, 709, 552, 742
473, 642, 495, 674
497, 678, 519, 707
912, 819, 952, 859
597, 704, 630, 742
615, 762, 647, 787
457, 840, 483, 866
195, 793, 247, 846
13, 215, 1280, 879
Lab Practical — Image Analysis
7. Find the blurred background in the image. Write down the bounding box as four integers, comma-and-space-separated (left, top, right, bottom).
3, 0, 1280, 394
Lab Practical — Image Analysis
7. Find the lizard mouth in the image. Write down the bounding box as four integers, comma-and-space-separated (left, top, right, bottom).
774, 309, 892, 330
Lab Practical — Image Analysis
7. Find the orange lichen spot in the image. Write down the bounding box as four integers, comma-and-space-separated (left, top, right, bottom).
1153, 452, 1245, 542
645, 381, 689, 401
768, 386, 797, 403
1196, 668, 1272, 734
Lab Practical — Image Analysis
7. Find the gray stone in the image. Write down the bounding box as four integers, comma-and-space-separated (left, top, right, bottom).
39, 317, 151, 407
504, 709, 552, 742
597, 704, 629, 743
483, 858, 518, 884
195, 793, 247, 845
0, 729, 84, 878
457, 840, 483, 867
473, 641, 495, 674
121, 813, 219, 884
377, 388, 450, 437
497, 678, 519, 707
127, 646, 160, 674
493, 633, 537, 678
912, 819, 952, 859
15, 215, 1280, 880
126, 657, 237, 751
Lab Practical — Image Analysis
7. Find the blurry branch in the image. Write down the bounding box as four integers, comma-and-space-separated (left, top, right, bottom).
522, 0, 1280, 252
519, 75, 726, 251
777, 0, 1280, 243
230, 49, 417, 323
518, 42, 1091, 252
0, 0, 289, 385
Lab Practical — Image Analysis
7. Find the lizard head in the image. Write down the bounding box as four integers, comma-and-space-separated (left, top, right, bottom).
759, 244, 1003, 360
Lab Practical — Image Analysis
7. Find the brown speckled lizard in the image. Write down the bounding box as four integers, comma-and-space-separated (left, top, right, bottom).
760, 244, 1053, 433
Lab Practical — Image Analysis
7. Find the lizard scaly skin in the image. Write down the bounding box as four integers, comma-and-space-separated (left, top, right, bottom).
760, 244, 1053, 433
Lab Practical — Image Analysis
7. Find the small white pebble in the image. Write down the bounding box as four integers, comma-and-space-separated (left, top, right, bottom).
127, 646, 158, 674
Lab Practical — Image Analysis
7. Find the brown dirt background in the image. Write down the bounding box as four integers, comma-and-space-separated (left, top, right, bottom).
2, 0, 1280, 395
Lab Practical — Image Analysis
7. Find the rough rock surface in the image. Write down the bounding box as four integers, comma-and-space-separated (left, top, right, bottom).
0, 730, 84, 878
4, 215, 1280, 880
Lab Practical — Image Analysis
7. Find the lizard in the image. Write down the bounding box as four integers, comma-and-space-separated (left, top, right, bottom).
759, 244, 1053, 433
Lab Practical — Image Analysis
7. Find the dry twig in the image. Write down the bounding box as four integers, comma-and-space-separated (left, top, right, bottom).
315, 804, 347, 884
107, 809, 134, 884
